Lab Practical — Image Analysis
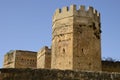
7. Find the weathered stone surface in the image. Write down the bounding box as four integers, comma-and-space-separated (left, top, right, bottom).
0, 68, 120, 80
37, 46, 51, 69
3, 50, 37, 68
2, 6, 120, 80
51, 5, 102, 71
102, 61, 120, 72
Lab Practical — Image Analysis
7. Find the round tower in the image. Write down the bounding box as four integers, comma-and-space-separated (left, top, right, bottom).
51, 5, 102, 71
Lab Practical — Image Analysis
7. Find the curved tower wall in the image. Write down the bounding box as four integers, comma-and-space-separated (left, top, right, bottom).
51, 5, 102, 71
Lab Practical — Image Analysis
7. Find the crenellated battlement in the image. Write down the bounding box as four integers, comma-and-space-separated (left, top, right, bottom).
53, 5, 100, 22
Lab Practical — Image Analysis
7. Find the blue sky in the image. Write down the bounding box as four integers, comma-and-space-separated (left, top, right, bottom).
0, 0, 120, 68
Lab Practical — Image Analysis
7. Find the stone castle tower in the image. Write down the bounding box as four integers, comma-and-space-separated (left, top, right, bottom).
51, 5, 102, 71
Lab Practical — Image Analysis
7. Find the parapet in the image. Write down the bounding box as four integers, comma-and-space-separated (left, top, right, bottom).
102, 61, 120, 72
0, 68, 120, 80
15, 50, 37, 53
53, 5, 100, 23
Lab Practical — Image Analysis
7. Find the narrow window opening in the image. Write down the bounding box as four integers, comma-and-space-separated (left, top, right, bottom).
89, 63, 91, 66
79, 25, 82, 27
63, 48, 65, 53
82, 48, 83, 53
89, 25, 92, 28
93, 22, 96, 30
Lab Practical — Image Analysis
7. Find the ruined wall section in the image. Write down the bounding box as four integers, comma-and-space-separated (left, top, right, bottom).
3, 51, 15, 68
15, 50, 37, 68
52, 5, 75, 70
37, 46, 51, 69
72, 5, 102, 71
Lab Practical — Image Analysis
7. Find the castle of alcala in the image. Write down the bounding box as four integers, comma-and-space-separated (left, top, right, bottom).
2, 5, 120, 80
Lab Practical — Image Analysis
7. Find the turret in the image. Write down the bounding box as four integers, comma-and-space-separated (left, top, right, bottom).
51, 5, 102, 71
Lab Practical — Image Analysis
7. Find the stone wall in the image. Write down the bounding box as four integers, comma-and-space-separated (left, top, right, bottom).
37, 46, 51, 69
102, 61, 120, 72
4, 50, 120, 73
3, 51, 15, 68
3, 50, 37, 68
15, 50, 37, 68
73, 5, 102, 71
0, 68, 120, 80
52, 5, 74, 70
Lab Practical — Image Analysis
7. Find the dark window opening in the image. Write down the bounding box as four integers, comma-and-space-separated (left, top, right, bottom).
93, 22, 96, 30
89, 63, 91, 66
79, 25, 82, 27
89, 25, 92, 28
63, 48, 65, 53
82, 49, 83, 53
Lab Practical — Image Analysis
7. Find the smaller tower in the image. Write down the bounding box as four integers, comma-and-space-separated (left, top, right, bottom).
37, 46, 51, 69
51, 5, 102, 71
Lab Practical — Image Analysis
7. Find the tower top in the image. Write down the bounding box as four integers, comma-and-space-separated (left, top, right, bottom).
53, 5, 100, 23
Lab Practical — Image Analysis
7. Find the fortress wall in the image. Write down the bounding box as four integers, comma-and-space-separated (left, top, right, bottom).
3, 50, 37, 69
102, 61, 120, 72
37, 46, 51, 69
14, 50, 37, 68
0, 68, 120, 80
